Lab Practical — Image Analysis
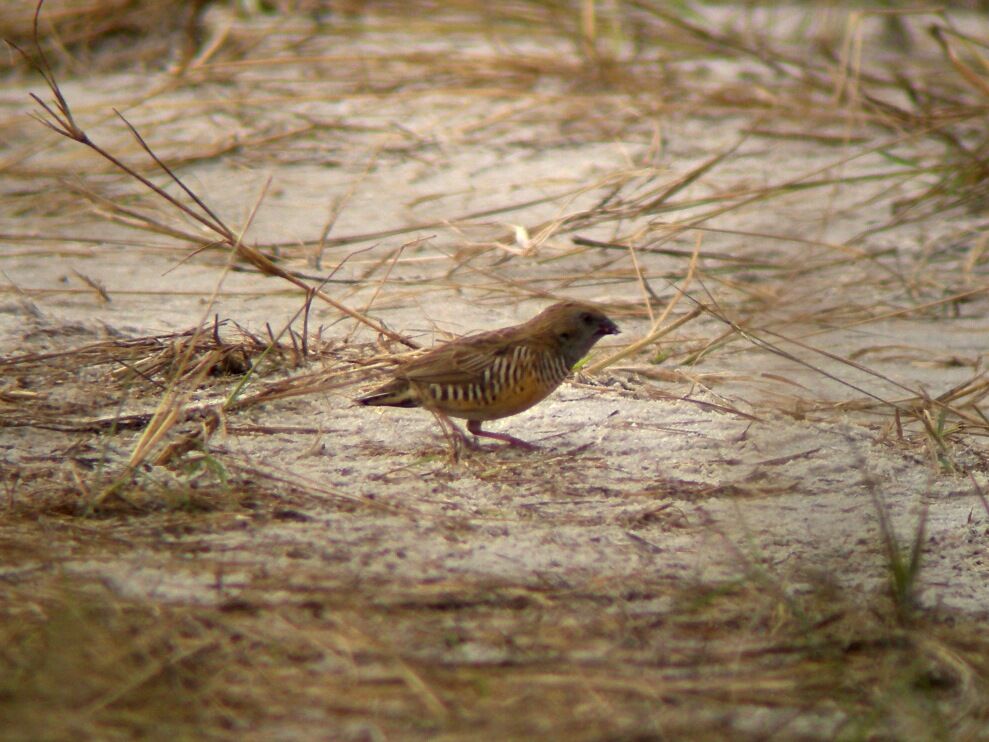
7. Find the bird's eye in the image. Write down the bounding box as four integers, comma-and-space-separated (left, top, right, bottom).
559, 331, 572, 341
580, 313, 594, 324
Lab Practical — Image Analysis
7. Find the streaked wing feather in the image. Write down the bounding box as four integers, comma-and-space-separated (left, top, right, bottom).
398, 329, 516, 386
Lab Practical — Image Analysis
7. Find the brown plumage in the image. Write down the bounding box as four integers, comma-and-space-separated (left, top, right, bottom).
357, 301, 620, 449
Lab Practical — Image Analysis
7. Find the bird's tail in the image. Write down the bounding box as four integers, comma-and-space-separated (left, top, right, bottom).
357, 386, 418, 408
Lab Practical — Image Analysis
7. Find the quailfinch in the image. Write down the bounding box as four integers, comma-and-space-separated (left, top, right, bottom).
358, 301, 619, 449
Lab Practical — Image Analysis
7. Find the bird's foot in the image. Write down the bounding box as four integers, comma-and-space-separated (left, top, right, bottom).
467, 421, 538, 451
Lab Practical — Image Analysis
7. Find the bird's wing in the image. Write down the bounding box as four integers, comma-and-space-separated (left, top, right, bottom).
398, 329, 519, 386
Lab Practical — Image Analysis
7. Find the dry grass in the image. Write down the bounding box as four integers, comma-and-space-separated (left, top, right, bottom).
1, 565, 987, 740
3, 0, 989, 738
0, 0, 210, 74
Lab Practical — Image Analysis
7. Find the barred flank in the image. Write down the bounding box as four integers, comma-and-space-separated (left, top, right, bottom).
416, 346, 571, 408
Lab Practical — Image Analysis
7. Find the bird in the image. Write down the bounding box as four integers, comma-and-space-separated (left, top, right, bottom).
357, 301, 620, 450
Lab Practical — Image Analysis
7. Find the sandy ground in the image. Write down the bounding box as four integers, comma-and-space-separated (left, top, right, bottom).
2, 4, 989, 738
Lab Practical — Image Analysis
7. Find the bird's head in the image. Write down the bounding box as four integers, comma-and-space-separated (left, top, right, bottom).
532, 301, 619, 368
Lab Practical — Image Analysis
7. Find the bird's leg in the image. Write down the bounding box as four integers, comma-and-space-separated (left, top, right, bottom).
429, 410, 476, 457
467, 420, 537, 450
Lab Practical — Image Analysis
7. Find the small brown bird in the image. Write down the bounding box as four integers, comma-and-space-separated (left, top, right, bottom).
357, 301, 619, 449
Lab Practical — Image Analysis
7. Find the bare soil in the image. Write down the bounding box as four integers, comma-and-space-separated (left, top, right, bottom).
2, 3, 989, 739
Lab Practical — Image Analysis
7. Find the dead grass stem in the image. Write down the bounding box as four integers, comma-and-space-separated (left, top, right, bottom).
4, 1, 989, 738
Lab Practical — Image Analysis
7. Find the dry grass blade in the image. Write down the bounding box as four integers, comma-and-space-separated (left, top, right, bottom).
0, 0, 205, 73
931, 25, 989, 99
12, 0, 416, 349
5, 3, 989, 740
584, 307, 701, 376
584, 237, 703, 374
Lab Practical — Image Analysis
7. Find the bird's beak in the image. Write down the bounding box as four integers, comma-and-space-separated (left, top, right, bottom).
600, 318, 620, 336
